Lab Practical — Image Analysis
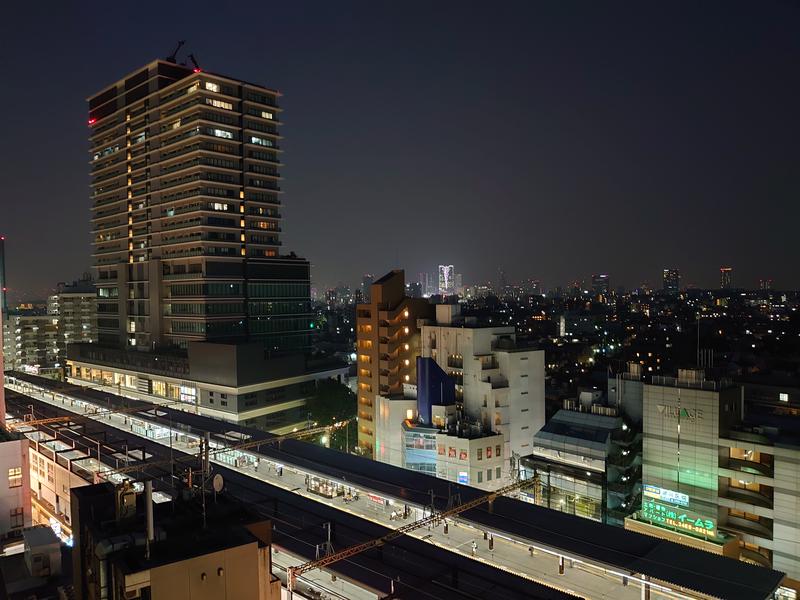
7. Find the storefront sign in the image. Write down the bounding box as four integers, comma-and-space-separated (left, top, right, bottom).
656, 405, 703, 420
643, 484, 689, 507
457, 471, 469, 484
641, 499, 716, 538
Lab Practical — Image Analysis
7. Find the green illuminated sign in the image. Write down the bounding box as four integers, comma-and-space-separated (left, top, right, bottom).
641, 499, 717, 538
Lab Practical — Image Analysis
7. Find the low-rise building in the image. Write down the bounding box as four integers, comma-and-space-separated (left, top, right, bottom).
521, 404, 641, 525
624, 370, 800, 590
0, 429, 32, 537
66, 341, 346, 431
420, 304, 545, 480
72, 482, 280, 600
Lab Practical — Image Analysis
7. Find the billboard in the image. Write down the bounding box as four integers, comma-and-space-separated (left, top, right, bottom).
643, 484, 689, 507
641, 498, 717, 538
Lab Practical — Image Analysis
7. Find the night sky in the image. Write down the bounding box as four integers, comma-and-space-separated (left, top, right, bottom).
1, 1, 799, 302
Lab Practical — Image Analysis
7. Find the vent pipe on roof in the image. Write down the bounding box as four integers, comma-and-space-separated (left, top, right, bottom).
145, 480, 154, 559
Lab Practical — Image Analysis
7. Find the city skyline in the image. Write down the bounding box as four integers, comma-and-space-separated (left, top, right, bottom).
2, 1, 800, 301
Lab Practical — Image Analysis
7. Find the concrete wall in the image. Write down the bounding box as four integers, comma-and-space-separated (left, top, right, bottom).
643, 384, 721, 516
772, 451, 800, 581
374, 395, 416, 468
151, 542, 260, 600
0, 439, 30, 534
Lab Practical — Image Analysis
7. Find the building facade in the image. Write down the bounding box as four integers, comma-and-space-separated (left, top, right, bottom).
521, 405, 640, 526
420, 304, 545, 481
626, 370, 800, 588
0, 431, 31, 536
48, 278, 98, 354
438, 265, 454, 296
661, 268, 680, 294
720, 266, 733, 290
3, 314, 60, 373
89, 58, 312, 353
355, 271, 433, 457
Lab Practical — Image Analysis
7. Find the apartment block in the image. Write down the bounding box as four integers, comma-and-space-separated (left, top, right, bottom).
355, 270, 433, 457
88, 58, 312, 353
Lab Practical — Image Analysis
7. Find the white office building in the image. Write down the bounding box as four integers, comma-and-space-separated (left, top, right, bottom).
420, 305, 545, 480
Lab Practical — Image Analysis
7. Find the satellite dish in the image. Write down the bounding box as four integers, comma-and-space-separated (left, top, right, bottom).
212, 474, 224, 493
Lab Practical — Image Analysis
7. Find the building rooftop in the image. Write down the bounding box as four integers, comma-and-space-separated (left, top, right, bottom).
535, 409, 620, 449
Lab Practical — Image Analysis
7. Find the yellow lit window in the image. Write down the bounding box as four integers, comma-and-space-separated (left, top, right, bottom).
8, 468, 22, 488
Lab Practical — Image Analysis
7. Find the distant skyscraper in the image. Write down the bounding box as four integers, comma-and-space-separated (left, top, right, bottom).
454, 273, 463, 294
497, 267, 507, 296
720, 267, 733, 290
662, 268, 680, 294
591, 274, 610, 299
759, 278, 773, 291
361, 273, 374, 303
438, 265, 454, 295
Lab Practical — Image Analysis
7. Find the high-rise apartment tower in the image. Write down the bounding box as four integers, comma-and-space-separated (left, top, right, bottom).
89, 58, 312, 353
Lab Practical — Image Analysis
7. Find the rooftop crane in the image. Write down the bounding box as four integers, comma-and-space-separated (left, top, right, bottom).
188, 53, 201, 72
96, 420, 351, 479
166, 40, 186, 63
287, 476, 536, 594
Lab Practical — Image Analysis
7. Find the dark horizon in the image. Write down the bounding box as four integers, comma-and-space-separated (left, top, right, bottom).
1, 1, 799, 303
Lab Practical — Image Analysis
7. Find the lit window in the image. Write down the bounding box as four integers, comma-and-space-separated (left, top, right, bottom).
212, 129, 233, 139
779, 393, 789, 402
249, 136, 273, 147
8, 467, 22, 489
206, 98, 233, 110
212, 203, 229, 211
188, 82, 200, 93
205, 81, 220, 93
261, 110, 274, 120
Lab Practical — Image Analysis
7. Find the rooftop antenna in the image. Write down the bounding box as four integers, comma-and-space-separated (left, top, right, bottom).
188, 53, 202, 73
167, 40, 185, 64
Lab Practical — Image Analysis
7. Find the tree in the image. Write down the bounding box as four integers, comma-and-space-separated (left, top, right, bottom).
305, 379, 357, 453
